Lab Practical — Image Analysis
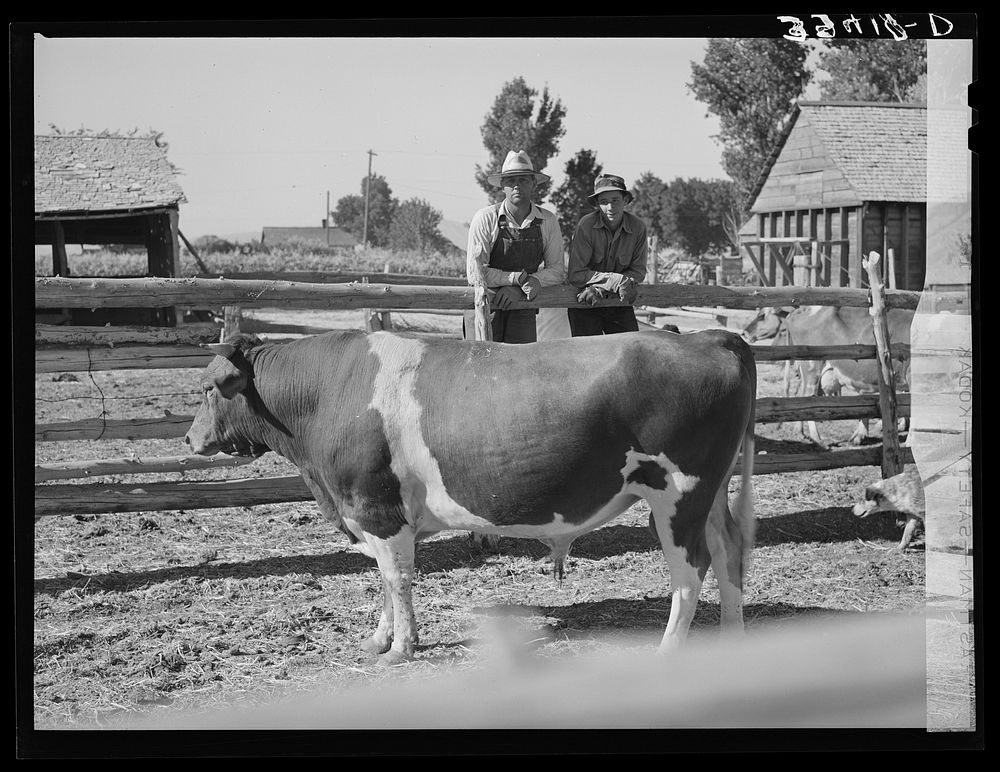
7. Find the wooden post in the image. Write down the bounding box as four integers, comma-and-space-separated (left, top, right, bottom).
810, 240, 820, 287
472, 261, 492, 341
863, 251, 903, 479
178, 229, 211, 274
361, 276, 378, 333
221, 306, 242, 341
886, 247, 897, 289
52, 221, 69, 277
648, 235, 658, 284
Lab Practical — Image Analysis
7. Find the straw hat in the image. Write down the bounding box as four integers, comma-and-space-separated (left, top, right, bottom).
486, 150, 551, 187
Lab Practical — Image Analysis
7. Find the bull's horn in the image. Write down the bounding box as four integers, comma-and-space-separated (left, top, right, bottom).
202, 342, 237, 359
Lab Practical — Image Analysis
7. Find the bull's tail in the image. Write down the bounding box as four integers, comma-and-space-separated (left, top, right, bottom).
733, 370, 757, 574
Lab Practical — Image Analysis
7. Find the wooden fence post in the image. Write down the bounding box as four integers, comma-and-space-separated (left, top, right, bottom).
863, 251, 904, 479
221, 306, 242, 341
472, 261, 492, 342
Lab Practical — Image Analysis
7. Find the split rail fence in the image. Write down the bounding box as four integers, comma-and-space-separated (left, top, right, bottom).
35, 255, 924, 518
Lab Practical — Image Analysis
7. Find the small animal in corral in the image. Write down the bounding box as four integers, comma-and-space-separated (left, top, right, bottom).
852, 466, 924, 550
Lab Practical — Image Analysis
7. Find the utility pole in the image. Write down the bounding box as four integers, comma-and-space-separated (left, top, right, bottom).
362, 149, 377, 247
326, 190, 330, 245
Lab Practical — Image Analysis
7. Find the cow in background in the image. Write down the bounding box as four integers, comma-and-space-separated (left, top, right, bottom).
744, 306, 913, 447
784, 306, 913, 446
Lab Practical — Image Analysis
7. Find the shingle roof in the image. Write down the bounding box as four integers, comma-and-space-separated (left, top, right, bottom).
35, 134, 187, 215
261, 226, 359, 248
748, 102, 929, 208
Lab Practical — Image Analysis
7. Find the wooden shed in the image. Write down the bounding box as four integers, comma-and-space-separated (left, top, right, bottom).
35, 133, 187, 324
740, 101, 932, 291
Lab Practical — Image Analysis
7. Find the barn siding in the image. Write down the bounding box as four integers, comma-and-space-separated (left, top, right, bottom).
859, 203, 926, 291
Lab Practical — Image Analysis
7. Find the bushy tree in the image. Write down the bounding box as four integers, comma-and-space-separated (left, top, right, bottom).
816, 39, 926, 102
548, 149, 602, 250
629, 172, 669, 244
386, 198, 452, 253
193, 234, 236, 255
661, 178, 742, 257
475, 77, 566, 204
333, 174, 398, 247
687, 39, 811, 207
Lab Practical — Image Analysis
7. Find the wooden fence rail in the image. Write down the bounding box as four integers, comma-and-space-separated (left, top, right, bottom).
34, 393, 913, 444
36, 276, 923, 312
34, 341, 911, 374
34, 444, 916, 517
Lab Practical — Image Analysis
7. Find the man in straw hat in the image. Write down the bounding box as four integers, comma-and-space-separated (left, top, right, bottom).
567, 174, 648, 336
465, 150, 565, 343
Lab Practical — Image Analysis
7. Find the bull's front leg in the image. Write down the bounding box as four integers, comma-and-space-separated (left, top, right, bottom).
362, 526, 418, 665
360, 573, 395, 656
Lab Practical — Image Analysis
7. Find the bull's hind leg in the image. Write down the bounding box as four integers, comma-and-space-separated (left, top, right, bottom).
648, 493, 712, 654
361, 526, 419, 665
704, 483, 746, 638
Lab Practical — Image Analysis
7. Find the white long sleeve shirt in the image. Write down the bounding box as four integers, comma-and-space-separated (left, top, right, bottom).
465, 200, 565, 288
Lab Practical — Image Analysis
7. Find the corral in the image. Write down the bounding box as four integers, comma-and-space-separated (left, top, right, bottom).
30, 264, 975, 735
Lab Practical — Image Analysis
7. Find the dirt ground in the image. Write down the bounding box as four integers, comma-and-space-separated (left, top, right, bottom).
29, 309, 929, 739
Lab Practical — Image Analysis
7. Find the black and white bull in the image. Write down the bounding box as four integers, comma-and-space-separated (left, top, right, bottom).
185, 329, 757, 664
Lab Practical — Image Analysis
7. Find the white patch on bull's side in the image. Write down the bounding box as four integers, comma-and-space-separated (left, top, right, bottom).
366, 334, 694, 542
367, 333, 499, 535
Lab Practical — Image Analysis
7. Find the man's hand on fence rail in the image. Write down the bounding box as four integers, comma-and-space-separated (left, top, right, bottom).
492, 286, 523, 310
617, 277, 639, 305
521, 275, 542, 301
577, 286, 609, 306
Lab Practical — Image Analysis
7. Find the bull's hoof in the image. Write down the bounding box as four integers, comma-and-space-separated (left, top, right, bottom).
360, 636, 392, 656
377, 647, 413, 666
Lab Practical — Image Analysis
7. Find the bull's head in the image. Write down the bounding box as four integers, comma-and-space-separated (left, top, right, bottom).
185, 335, 272, 457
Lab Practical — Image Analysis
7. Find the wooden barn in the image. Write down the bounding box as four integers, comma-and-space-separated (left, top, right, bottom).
260, 223, 358, 251
740, 101, 932, 291
35, 133, 187, 324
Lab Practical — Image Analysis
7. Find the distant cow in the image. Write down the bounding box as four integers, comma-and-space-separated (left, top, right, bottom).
778, 306, 913, 447
852, 466, 924, 550
186, 329, 756, 664
740, 307, 794, 345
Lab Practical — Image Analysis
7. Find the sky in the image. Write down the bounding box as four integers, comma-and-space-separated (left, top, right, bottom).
32, 35, 733, 241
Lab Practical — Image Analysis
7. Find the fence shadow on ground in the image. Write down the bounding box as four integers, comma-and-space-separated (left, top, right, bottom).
33, 505, 915, 598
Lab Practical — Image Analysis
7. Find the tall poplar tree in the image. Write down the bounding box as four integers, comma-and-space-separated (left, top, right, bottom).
475, 77, 566, 204
687, 39, 811, 208
548, 149, 602, 250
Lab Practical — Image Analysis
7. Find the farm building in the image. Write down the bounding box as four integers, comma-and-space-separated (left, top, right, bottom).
260, 223, 358, 251
740, 101, 957, 293
34, 133, 188, 324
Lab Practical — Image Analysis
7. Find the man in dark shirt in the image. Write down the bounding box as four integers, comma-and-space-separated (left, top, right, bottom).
567, 174, 648, 336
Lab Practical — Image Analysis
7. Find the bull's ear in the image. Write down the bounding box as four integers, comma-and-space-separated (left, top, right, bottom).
202, 342, 237, 360
213, 369, 248, 399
